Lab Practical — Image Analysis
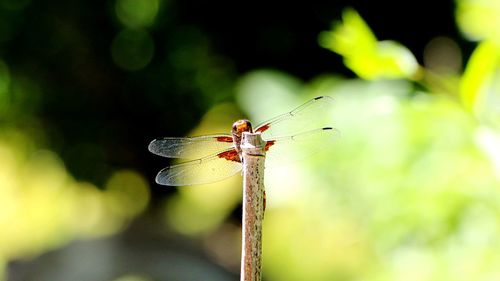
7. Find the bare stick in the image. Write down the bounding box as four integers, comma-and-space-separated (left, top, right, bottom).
240, 131, 266, 281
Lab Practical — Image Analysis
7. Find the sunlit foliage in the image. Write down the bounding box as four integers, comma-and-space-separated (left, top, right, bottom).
162, 5, 500, 281
319, 9, 419, 80
455, 0, 500, 131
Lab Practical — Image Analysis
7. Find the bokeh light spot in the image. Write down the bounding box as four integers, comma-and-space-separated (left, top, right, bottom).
112, 274, 153, 281
67, 182, 112, 237
115, 0, 160, 28
0, 128, 149, 261
456, 0, 500, 42
105, 170, 150, 218
111, 29, 155, 71
0, 0, 31, 10
0, 60, 10, 93
0, 60, 10, 114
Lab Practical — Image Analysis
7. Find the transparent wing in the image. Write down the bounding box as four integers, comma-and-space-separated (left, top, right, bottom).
155, 149, 242, 186
265, 127, 340, 165
148, 134, 234, 159
256, 96, 334, 140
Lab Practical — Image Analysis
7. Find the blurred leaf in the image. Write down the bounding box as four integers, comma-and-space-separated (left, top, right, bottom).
459, 40, 500, 113
319, 8, 377, 57
456, 0, 500, 43
319, 9, 419, 80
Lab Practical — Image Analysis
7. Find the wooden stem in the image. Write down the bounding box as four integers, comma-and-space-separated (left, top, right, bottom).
240, 132, 266, 281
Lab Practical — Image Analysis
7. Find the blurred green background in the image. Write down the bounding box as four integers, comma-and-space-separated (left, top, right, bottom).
1, 0, 500, 280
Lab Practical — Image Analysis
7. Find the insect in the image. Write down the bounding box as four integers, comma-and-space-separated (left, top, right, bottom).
149, 96, 338, 186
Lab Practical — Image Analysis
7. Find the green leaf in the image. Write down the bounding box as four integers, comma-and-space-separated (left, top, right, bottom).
318, 8, 377, 57
319, 8, 419, 80
459, 40, 500, 113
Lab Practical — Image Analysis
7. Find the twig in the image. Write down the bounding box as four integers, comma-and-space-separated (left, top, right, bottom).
240, 131, 266, 281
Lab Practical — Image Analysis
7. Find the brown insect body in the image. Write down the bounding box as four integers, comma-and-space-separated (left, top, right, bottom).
216, 120, 276, 163
231, 119, 253, 161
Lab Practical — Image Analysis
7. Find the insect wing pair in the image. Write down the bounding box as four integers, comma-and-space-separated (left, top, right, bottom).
148, 96, 338, 186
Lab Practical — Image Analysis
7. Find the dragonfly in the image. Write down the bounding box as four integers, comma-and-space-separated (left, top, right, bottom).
149, 96, 338, 186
